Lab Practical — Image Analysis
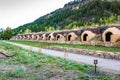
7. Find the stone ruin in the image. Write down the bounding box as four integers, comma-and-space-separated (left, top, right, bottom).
11, 26, 120, 47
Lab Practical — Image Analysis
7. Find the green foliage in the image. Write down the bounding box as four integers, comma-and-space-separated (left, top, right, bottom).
68, 21, 77, 29
0, 27, 13, 40
7, 67, 25, 77
24, 28, 31, 34
45, 26, 55, 31
0, 41, 21, 55
11, 0, 120, 36
14, 67, 25, 77
79, 74, 91, 79
0, 41, 120, 79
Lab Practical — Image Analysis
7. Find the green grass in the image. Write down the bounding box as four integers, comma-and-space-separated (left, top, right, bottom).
9, 40, 120, 52
0, 41, 120, 80
0, 41, 22, 55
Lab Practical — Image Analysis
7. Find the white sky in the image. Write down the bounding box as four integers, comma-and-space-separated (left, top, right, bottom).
0, 0, 72, 29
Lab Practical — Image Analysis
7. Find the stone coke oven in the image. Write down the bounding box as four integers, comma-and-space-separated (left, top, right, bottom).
15, 35, 20, 40
81, 27, 102, 42
67, 30, 81, 41
56, 31, 68, 41
23, 34, 28, 40
12, 25, 120, 47
48, 31, 67, 41
18, 34, 24, 40
31, 33, 38, 40
47, 32, 56, 41
36, 32, 44, 40
27, 34, 32, 40
102, 26, 120, 42
41, 32, 51, 40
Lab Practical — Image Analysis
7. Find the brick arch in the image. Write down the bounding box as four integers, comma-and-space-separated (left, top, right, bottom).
27, 34, 30, 40
28, 34, 32, 40
83, 34, 88, 41
67, 32, 78, 41
36, 34, 40, 40
68, 35, 72, 41
102, 27, 120, 42
41, 33, 51, 40
21, 35, 24, 40
17, 35, 20, 40
41, 34, 46, 40
56, 35, 60, 40
56, 34, 65, 41
31, 34, 37, 40
48, 35, 51, 40
22, 35, 25, 40
81, 31, 96, 42
36, 33, 44, 40
23, 34, 27, 40
20, 35, 24, 40
48, 33, 55, 41
105, 32, 113, 42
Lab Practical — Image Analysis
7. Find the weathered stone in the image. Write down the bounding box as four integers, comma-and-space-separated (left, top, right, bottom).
44, 46, 120, 60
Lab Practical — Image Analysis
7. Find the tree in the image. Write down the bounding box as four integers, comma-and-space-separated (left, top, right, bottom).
9, 0, 120, 34
99, 18, 104, 25
24, 28, 31, 34
3, 27, 13, 40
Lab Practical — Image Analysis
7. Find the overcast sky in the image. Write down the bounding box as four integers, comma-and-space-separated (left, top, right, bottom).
0, 0, 71, 29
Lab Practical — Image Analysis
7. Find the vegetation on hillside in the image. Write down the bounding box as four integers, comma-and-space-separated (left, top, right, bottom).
0, 41, 120, 80
11, 0, 120, 35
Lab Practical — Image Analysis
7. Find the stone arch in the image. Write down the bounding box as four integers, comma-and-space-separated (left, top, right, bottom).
48, 36, 51, 40
105, 32, 113, 42
48, 33, 55, 41
34, 35, 37, 40
39, 35, 43, 40
68, 35, 72, 41
41, 34, 46, 40
102, 27, 120, 42
23, 35, 26, 40
83, 34, 88, 41
31, 34, 34, 40
41, 33, 50, 40
17, 35, 20, 40
56, 34, 65, 41
81, 31, 96, 42
20, 35, 23, 40
67, 32, 77, 41
24, 35, 28, 40
41, 36, 43, 40
36, 34, 40, 40
57, 35, 60, 40
29, 34, 32, 40
27, 34, 30, 40
31, 34, 37, 40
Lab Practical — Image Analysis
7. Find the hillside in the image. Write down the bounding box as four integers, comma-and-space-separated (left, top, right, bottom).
12, 0, 120, 35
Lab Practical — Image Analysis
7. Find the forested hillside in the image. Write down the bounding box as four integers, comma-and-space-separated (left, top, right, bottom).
5, 0, 120, 35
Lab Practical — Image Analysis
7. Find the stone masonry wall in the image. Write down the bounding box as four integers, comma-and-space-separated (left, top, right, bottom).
44, 46, 120, 60
39, 40, 120, 47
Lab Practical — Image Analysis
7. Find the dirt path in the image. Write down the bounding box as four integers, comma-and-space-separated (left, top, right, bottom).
4, 41, 120, 74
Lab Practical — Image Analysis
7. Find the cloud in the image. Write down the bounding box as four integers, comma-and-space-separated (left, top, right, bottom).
0, 0, 71, 29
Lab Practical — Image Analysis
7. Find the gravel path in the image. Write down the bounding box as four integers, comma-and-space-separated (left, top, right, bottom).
4, 41, 120, 74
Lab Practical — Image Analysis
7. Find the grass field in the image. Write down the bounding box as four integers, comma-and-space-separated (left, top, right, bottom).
9, 40, 120, 52
0, 41, 120, 80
